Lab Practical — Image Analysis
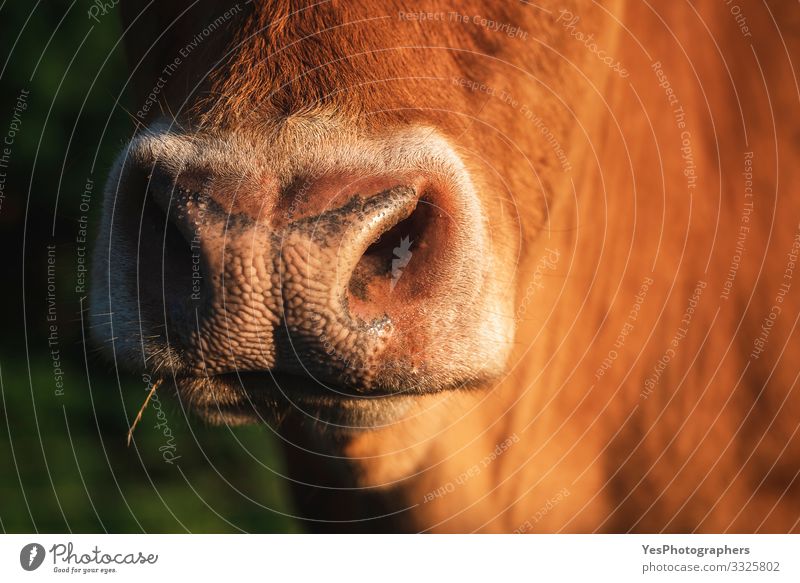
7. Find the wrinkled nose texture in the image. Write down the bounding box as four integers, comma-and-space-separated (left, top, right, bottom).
151, 181, 422, 389
273, 186, 421, 386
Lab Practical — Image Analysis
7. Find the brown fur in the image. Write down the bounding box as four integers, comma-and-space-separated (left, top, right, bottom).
109, 0, 800, 531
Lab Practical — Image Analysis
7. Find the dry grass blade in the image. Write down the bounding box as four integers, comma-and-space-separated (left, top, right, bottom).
126, 378, 163, 446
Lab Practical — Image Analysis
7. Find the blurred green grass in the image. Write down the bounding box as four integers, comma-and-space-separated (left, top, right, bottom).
0, 2, 300, 532
0, 358, 299, 532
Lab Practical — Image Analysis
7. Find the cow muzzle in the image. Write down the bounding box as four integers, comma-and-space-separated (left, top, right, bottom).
91, 126, 515, 423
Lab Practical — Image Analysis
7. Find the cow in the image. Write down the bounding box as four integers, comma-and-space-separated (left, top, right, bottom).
90, 0, 800, 532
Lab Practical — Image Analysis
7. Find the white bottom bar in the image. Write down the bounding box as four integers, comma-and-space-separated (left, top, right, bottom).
1, 534, 797, 582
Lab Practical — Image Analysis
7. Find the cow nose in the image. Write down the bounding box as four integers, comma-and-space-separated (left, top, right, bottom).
275, 185, 424, 381
135, 171, 436, 388
280, 185, 420, 323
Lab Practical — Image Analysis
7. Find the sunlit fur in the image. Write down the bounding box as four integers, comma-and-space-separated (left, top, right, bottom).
91, 0, 800, 532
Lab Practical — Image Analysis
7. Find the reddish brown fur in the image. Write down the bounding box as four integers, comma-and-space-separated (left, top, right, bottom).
114, 0, 800, 531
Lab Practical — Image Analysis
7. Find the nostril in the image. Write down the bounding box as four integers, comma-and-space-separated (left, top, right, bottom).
347, 195, 435, 320
361, 199, 431, 273
137, 185, 203, 313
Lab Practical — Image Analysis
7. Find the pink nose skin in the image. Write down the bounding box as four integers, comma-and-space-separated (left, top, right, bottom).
91, 127, 514, 417
136, 170, 445, 393
270, 184, 424, 389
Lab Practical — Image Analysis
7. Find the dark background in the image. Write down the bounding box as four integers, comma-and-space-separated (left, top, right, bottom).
0, 2, 297, 533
